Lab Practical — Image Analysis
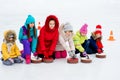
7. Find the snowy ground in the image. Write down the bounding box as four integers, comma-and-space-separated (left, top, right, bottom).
0, 0, 120, 80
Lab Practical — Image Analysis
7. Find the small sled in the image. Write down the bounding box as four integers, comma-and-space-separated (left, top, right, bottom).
81, 55, 92, 63
31, 57, 42, 63
96, 53, 106, 58
43, 58, 54, 63
67, 58, 78, 64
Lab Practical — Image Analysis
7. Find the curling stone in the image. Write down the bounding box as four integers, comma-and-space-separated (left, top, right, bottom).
31, 57, 42, 63
96, 53, 106, 58
43, 58, 53, 63
67, 58, 78, 64
81, 55, 92, 63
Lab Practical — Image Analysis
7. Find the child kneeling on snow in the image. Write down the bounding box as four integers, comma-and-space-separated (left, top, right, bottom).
36, 15, 59, 62
87, 25, 104, 55
73, 24, 91, 60
1, 30, 23, 66
55, 23, 76, 59
19, 15, 37, 64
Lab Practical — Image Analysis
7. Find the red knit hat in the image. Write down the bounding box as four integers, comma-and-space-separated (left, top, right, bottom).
94, 25, 102, 35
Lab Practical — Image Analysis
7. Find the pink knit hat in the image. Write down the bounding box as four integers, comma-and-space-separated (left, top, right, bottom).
80, 24, 88, 34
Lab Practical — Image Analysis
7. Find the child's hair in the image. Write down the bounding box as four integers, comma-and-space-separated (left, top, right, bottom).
27, 24, 37, 38
49, 19, 55, 22
64, 30, 73, 33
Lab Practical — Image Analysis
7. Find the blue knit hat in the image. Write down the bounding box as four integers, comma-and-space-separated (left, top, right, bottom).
25, 15, 35, 25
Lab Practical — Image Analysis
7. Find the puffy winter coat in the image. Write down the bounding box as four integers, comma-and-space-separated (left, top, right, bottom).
36, 15, 59, 57
18, 15, 37, 53
73, 31, 87, 52
55, 24, 75, 51
1, 30, 21, 60
89, 32, 103, 50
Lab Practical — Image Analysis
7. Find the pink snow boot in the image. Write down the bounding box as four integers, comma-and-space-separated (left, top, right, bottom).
26, 55, 31, 64
55, 51, 61, 59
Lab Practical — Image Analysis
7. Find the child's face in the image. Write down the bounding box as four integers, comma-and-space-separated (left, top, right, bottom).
65, 31, 72, 37
49, 20, 55, 29
81, 33, 87, 36
7, 34, 14, 41
29, 23, 35, 28
96, 33, 101, 38
9, 37, 13, 41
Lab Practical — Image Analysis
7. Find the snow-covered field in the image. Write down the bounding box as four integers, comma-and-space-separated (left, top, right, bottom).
0, 0, 120, 80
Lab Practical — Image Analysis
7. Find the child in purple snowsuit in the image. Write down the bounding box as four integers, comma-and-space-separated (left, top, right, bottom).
19, 15, 37, 64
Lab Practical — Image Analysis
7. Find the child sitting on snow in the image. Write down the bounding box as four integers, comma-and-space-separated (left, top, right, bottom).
87, 25, 105, 57
1, 30, 23, 66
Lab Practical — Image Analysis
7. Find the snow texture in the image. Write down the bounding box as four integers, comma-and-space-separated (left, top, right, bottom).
0, 0, 120, 80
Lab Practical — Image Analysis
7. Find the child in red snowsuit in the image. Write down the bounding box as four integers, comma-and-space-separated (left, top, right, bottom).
36, 15, 59, 61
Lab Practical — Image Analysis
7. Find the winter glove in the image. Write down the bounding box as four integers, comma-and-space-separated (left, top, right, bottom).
82, 51, 87, 56
68, 51, 73, 57
71, 50, 75, 54
97, 49, 102, 53
33, 52, 38, 57
48, 50, 53, 56
43, 51, 48, 58
28, 38, 32, 42
71, 50, 77, 58
20, 50, 24, 54
72, 54, 77, 58
8, 58, 14, 63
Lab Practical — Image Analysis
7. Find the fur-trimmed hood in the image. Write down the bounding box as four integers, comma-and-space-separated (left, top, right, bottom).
91, 32, 102, 40
4, 30, 17, 43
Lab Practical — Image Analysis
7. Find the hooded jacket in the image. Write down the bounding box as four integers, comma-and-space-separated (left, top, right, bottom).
55, 24, 75, 51
18, 15, 37, 53
37, 15, 59, 56
89, 32, 103, 50
73, 31, 88, 52
1, 30, 21, 60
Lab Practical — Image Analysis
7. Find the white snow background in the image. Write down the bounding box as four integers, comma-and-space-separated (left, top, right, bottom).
0, 0, 120, 80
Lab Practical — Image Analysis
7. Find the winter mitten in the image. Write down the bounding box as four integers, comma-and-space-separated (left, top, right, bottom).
71, 50, 75, 54
33, 52, 38, 57
68, 51, 73, 57
20, 50, 24, 54
97, 49, 102, 53
8, 58, 14, 63
82, 51, 87, 57
28, 38, 32, 42
72, 54, 77, 58
48, 50, 53, 56
71, 50, 76, 58
44, 51, 49, 58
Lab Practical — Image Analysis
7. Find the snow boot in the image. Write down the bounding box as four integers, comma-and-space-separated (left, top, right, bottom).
26, 55, 31, 64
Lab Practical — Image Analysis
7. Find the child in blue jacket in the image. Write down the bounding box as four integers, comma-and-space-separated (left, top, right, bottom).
19, 15, 37, 64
